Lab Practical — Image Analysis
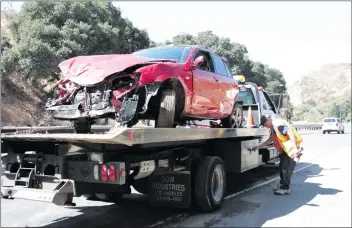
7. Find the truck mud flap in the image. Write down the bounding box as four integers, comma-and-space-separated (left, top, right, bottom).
1, 179, 75, 206
148, 171, 191, 208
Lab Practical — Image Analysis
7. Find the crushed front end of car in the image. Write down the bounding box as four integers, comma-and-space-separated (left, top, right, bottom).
45, 54, 176, 130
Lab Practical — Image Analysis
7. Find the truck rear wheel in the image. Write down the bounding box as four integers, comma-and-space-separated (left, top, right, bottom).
194, 156, 226, 212
155, 89, 176, 128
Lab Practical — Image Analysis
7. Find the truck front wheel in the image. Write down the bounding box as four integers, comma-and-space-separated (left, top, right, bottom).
194, 156, 226, 212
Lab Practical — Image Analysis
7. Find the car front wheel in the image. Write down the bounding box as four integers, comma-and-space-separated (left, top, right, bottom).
155, 89, 176, 128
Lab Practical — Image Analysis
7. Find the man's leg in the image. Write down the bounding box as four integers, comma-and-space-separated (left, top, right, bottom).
273, 153, 284, 191
274, 152, 296, 195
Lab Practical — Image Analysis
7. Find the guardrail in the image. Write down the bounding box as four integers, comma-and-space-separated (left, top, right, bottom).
0, 123, 323, 134
291, 123, 322, 132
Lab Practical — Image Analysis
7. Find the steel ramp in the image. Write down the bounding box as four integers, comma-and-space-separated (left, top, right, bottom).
1, 179, 75, 206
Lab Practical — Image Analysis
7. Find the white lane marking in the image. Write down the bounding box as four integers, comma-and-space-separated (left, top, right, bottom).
225, 163, 315, 200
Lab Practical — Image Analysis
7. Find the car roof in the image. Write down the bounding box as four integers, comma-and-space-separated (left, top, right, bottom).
136, 44, 228, 62
142, 44, 213, 52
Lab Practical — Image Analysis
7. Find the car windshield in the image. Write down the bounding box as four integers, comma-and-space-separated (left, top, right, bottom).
132, 46, 191, 63
324, 118, 336, 123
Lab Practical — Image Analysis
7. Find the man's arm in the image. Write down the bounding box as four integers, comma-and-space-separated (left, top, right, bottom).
254, 132, 272, 150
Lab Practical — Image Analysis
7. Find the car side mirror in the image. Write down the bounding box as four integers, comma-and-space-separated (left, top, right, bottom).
192, 56, 205, 68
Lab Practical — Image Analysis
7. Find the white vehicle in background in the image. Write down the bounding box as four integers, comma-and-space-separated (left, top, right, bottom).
322, 117, 344, 134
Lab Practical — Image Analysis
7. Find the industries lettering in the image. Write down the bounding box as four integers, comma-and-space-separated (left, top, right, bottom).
152, 183, 185, 192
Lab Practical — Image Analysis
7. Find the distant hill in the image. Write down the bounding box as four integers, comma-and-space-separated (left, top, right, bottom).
288, 63, 351, 105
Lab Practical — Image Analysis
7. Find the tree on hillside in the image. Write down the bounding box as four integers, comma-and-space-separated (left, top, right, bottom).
1, 0, 151, 79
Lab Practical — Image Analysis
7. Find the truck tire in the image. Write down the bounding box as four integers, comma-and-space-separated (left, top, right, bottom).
221, 103, 243, 128
155, 89, 176, 128
74, 122, 91, 134
194, 156, 226, 212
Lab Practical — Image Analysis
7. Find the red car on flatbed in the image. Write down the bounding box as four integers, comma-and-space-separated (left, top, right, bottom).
46, 45, 243, 132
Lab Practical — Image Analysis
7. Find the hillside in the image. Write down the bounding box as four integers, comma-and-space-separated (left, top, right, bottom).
288, 63, 351, 122
1, 76, 66, 126
288, 63, 351, 105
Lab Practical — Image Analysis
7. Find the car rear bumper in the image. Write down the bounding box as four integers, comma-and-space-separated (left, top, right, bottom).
322, 126, 341, 131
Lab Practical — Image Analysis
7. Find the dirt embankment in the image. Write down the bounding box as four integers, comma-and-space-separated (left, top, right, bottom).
1, 76, 66, 127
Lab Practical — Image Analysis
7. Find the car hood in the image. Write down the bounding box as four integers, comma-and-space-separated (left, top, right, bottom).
58, 54, 173, 86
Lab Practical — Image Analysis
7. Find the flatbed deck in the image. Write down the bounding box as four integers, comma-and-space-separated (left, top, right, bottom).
1, 127, 268, 146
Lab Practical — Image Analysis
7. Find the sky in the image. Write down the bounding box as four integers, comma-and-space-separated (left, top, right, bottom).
1, 1, 351, 85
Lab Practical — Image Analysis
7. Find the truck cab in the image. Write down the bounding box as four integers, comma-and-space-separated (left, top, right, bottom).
234, 76, 279, 127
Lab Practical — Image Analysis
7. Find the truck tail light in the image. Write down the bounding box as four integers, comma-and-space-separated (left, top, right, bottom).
101, 164, 107, 181
109, 165, 116, 182
93, 164, 99, 180
336, 122, 339, 126
120, 168, 126, 178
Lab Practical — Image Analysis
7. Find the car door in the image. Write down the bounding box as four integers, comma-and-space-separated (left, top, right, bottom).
191, 49, 222, 118
210, 53, 239, 118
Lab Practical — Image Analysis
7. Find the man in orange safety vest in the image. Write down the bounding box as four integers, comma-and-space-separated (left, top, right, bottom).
253, 114, 303, 195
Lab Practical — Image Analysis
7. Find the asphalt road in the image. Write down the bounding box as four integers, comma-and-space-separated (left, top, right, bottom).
1, 124, 351, 227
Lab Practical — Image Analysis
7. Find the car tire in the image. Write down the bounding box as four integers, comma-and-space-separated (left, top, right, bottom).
221, 103, 243, 128
155, 89, 176, 128
323, 131, 326, 134
194, 156, 226, 212
328, 131, 330, 134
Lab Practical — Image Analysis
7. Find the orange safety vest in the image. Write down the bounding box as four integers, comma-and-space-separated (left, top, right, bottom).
272, 119, 303, 159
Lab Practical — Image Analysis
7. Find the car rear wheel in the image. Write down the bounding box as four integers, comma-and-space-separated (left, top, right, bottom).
221, 103, 243, 128
155, 89, 176, 128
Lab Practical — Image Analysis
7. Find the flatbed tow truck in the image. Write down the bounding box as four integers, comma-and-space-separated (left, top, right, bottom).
0, 77, 281, 213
